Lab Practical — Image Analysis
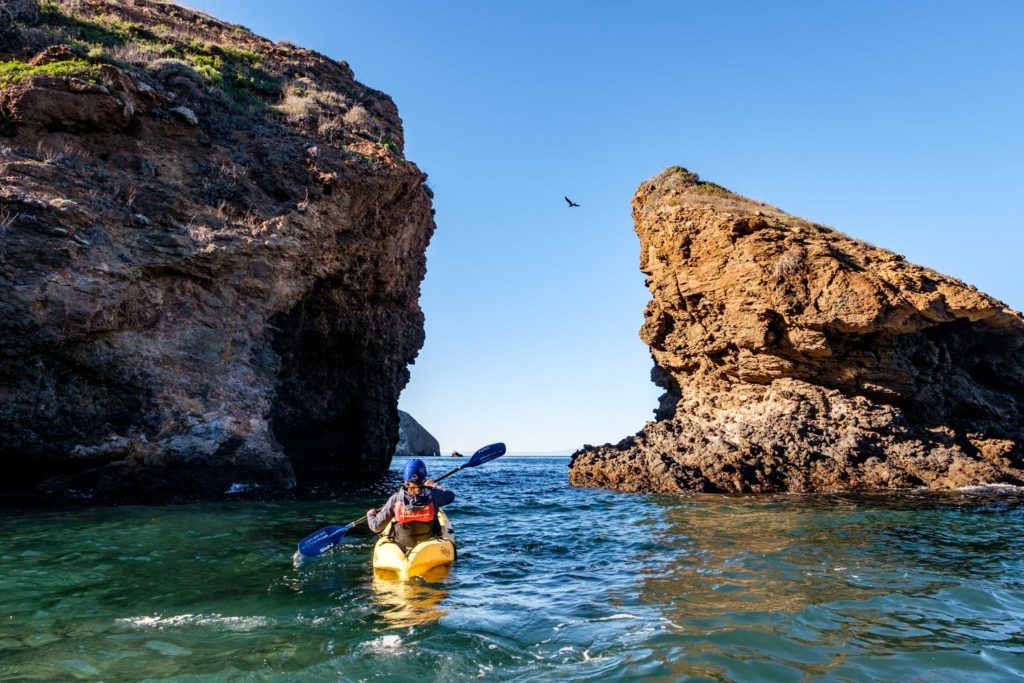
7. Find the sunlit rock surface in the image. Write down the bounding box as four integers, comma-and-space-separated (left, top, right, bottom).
571, 167, 1024, 493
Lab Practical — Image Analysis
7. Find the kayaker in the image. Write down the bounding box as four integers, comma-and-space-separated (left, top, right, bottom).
367, 459, 455, 552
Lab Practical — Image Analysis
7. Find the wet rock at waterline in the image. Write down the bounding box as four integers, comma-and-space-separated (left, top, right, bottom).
0, 0, 434, 498
570, 167, 1024, 494
394, 411, 440, 458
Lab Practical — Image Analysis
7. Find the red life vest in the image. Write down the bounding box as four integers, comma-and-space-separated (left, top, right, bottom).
395, 499, 435, 524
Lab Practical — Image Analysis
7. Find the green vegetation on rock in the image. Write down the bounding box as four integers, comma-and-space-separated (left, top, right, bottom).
0, 58, 101, 87
35, 2, 158, 48
2, 2, 280, 109
182, 51, 279, 108
662, 165, 729, 195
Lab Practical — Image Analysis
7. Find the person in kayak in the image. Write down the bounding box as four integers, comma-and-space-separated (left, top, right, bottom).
367, 459, 455, 552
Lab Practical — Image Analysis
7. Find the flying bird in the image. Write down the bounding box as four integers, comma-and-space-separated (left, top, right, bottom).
564, 196, 580, 207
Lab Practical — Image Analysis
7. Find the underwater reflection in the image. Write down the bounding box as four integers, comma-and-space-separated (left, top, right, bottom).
371, 567, 451, 628
640, 499, 848, 620
630, 494, 1024, 681
642, 493, 1024, 625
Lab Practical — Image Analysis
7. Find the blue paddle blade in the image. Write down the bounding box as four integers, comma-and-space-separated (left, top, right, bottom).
297, 522, 353, 557
466, 442, 506, 468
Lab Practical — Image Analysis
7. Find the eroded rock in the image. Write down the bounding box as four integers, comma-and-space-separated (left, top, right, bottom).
0, 0, 434, 498
570, 167, 1024, 493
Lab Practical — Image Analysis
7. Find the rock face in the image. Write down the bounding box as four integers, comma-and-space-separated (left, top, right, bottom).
394, 411, 440, 458
0, 1, 434, 497
570, 167, 1024, 493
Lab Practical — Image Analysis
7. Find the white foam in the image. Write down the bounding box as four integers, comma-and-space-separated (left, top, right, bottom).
116, 613, 274, 631
957, 483, 1024, 493
364, 634, 403, 651
593, 613, 640, 621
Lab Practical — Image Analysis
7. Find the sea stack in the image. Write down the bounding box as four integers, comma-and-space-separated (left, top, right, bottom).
394, 411, 441, 458
0, 0, 434, 498
570, 167, 1024, 493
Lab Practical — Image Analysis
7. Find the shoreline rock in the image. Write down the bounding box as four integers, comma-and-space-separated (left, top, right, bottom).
0, 0, 434, 499
570, 167, 1024, 494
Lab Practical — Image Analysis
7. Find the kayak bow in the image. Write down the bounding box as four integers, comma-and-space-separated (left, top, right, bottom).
373, 509, 456, 580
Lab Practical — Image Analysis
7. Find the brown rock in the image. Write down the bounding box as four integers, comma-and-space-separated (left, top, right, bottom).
570, 167, 1024, 493
27, 45, 75, 66
4, 76, 135, 132
0, 0, 434, 499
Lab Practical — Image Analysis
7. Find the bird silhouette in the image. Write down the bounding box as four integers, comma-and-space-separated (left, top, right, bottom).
564, 196, 580, 207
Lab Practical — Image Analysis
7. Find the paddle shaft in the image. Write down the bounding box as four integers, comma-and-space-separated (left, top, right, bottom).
430, 464, 464, 486
425, 440, 505, 486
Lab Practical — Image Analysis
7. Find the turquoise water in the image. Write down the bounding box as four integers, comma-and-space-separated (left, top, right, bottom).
1, 456, 1023, 681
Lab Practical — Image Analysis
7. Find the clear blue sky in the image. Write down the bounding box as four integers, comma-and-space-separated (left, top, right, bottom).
198, 0, 1023, 454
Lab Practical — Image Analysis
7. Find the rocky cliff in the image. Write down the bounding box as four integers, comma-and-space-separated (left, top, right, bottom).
394, 410, 440, 458
570, 167, 1024, 493
0, 0, 434, 498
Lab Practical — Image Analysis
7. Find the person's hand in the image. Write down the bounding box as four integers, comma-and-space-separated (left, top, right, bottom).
367, 508, 377, 519
424, 479, 436, 488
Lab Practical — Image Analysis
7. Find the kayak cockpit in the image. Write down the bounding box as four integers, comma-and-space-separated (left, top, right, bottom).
373, 509, 456, 581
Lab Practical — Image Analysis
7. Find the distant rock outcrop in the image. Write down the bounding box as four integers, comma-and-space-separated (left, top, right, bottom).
570, 167, 1024, 493
0, 1, 434, 498
394, 411, 440, 458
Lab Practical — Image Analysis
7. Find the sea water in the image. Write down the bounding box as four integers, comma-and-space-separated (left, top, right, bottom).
1, 456, 1022, 681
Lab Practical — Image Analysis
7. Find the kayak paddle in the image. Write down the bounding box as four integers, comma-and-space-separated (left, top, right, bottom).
428, 441, 506, 486
296, 442, 506, 557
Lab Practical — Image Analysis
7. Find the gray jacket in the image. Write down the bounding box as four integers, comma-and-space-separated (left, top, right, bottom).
367, 485, 455, 533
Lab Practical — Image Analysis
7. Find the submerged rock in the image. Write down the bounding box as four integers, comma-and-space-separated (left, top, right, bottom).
571, 167, 1024, 493
0, 1, 434, 498
394, 411, 440, 458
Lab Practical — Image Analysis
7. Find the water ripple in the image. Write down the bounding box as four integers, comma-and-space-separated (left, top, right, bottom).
0, 458, 1022, 681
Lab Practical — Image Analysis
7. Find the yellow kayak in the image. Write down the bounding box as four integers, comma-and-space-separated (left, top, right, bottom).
373, 509, 456, 580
